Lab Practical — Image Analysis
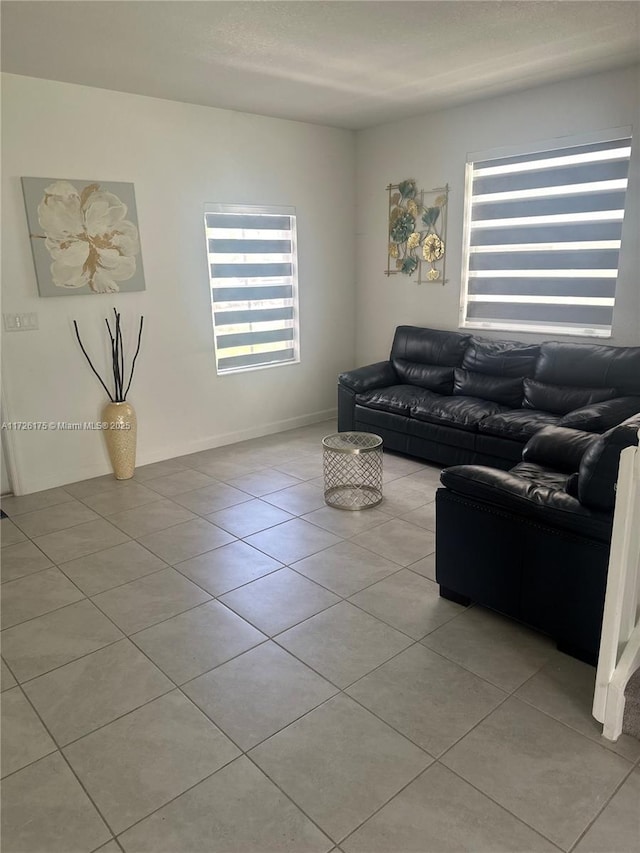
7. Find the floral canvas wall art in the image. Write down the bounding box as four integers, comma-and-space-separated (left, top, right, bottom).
21, 177, 146, 296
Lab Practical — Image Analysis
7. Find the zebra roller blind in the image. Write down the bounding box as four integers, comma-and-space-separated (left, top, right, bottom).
461, 130, 632, 338
205, 204, 299, 374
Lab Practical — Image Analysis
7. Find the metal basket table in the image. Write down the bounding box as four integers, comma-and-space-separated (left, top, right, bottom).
322, 431, 383, 510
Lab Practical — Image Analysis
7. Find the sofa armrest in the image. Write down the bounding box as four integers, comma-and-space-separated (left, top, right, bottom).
439, 465, 612, 541
521, 426, 598, 473
559, 396, 640, 432
338, 361, 398, 393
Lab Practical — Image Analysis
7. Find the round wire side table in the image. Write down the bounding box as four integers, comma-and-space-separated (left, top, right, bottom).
322, 432, 383, 510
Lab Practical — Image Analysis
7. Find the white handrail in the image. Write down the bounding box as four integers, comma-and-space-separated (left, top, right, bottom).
593, 429, 640, 741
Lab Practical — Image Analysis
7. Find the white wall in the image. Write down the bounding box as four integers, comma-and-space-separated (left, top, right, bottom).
1, 74, 356, 494
355, 65, 640, 365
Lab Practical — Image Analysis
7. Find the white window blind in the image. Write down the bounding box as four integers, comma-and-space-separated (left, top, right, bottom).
205, 204, 299, 374
460, 130, 632, 338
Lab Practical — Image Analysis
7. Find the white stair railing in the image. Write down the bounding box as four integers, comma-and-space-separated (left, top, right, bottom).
593, 429, 640, 741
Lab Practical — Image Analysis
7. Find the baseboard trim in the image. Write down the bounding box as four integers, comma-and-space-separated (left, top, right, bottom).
12, 408, 337, 495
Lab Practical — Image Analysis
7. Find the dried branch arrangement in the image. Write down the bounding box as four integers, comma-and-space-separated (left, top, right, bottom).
73, 309, 144, 402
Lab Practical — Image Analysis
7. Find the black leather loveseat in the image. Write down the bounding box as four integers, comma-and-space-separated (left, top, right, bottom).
338, 326, 640, 469
436, 414, 640, 664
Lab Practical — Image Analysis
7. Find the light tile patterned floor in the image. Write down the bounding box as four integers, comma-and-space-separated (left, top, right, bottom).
1, 420, 639, 853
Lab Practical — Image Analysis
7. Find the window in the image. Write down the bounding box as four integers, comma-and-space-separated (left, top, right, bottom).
205, 204, 299, 374
460, 129, 632, 338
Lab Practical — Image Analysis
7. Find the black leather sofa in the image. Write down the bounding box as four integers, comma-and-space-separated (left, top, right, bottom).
338, 326, 640, 469
436, 415, 640, 664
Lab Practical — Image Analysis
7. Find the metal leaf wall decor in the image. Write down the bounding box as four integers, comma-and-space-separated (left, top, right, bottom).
385, 180, 449, 285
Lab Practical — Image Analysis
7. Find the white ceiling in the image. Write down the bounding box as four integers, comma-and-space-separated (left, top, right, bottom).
2, 1, 639, 130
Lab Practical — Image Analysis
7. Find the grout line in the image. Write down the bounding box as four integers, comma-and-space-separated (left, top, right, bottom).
566, 761, 638, 852
11, 681, 120, 841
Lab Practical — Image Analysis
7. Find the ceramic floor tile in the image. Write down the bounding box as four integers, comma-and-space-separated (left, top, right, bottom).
171, 482, 254, 515
262, 481, 327, 515
371, 477, 435, 518
0, 753, 111, 853
441, 697, 632, 850
11, 500, 101, 538
1, 599, 124, 683
92, 567, 211, 634
347, 644, 505, 757
94, 842, 121, 853
144, 469, 219, 497
119, 756, 332, 853
64, 690, 240, 834
220, 568, 340, 635
0, 539, 53, 583
407, 552, 436, 580
184, 641, 337, 750
274, 453, 324, 481
132, 599, 265, 683
350, 518, 435, 566
573, 768, 640, 853
403, 466, 446, 489
1, 659, 17, 691
58, 540, 167, 596
276, 601, 413, 688
400, 500, 436, 530
289, 541, 401, 597
227, 469, 303, 497
23, 639, 173, 745
174, 540, 283, 596
1, 567, 85, 629
342, 763, 557, 853
421, 606, 554, 692
515, 651, 640, 762
33, 519, 130, 563
205, 498, 294, 538
63, 474, 134, 500
1, 517, 28, 545
1, 687, 57, 777
349, 569, 464, 639
381, 453, 429, 483
250, 693, 431, 843
106, 498, 198, 537
186, 457, 265, 481
133, 458, 191, 481
245, 518, 341, 564
1, 487, 74, 517
80, 482, 163, 515
136, 517, 235, 563
302, 505, 390, 538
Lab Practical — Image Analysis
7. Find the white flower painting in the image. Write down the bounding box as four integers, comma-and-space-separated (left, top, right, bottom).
22, 177, 146, 296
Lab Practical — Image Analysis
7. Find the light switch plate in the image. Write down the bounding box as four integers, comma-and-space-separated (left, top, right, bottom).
3, 313, 39, 332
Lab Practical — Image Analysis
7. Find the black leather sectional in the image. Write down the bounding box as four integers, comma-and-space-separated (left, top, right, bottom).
339, 325, 640, 662
338, 325, 640, 469
436, 415, 640, 664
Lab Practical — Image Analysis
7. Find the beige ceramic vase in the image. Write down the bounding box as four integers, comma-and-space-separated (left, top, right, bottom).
102, 401, 137, 479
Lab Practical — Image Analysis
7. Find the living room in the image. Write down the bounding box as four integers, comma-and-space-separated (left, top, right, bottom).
1, 2, 639, 852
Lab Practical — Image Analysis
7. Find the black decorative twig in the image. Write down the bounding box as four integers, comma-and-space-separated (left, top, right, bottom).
73, 320, 115, 402
123, 316, 144, 400
74, 312, 144, 402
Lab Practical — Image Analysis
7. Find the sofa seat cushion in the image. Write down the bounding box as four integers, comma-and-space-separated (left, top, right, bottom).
478, 409, 561, 442
411, 396, 508, 432
356, 385, 437, 415
440, 465, 612, 542
510, 462, 571, 490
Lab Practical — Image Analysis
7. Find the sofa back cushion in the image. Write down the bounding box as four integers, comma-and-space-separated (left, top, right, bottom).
463, 338, 540, 378
577, 414, 640, 510
535, 342, 640, 396
454, 369, 524, 407
523, 379, 617, 415
390, 326, 471, 393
